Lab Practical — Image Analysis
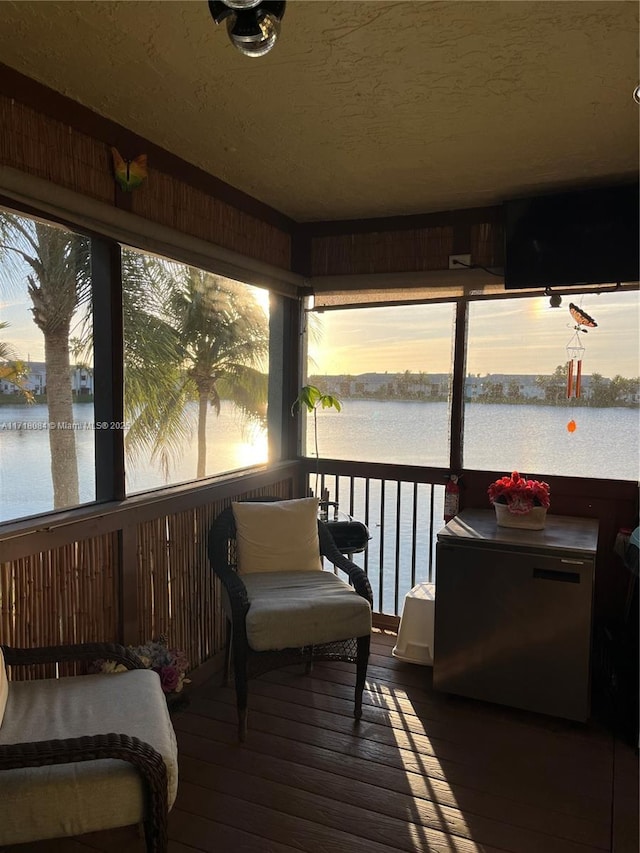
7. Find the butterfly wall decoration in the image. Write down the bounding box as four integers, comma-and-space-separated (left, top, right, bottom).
111, 147, 148, 192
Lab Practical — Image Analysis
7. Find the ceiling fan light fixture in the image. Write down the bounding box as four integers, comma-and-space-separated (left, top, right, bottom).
223, 0, 262, 8
227, 8, 281, 57
209, 1, 285, 57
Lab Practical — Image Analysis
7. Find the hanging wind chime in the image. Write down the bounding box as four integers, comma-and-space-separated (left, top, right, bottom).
565, 302, 597, 432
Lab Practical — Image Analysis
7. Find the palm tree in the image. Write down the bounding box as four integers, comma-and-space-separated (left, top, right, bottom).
610, 374, 640, 407
0, 322, 32, 399
0, 215, 91, 507
119, 251, 193, 480
0, 322, 13, 362
1, 213, 270, 500
588, 372, 612, 407
127, 265, 269, 480
535, 364, 567, 404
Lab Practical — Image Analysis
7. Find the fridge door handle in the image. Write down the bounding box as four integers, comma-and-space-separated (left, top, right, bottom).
533, 567, 581, 583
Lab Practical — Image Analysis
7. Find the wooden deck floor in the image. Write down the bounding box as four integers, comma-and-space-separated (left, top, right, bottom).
5, 630, 638, 853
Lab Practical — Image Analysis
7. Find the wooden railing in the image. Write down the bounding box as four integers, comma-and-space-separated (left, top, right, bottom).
307, 459, 639, 629
306, 459, 449, 618
1, 457, 637, 679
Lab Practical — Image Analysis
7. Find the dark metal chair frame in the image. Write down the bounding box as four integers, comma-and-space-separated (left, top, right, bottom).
208, 500, 374, 741
0, 642, 169, 853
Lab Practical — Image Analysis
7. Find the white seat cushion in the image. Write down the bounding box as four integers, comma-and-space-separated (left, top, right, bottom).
0, 668, 178, 845
243, 569, 372, 652
232, 497, 322, 574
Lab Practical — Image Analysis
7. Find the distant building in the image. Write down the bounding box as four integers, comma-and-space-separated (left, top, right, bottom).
308, 372, 637, 405
0, 361, 93, 397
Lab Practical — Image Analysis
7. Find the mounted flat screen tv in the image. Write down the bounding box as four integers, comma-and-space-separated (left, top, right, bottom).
504, 183, 639, 289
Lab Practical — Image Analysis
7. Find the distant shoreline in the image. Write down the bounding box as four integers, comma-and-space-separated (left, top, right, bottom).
324, 395, 639, 409
308, 372, 639, 409
0, 395, 636, 410
0, 394, 93, 406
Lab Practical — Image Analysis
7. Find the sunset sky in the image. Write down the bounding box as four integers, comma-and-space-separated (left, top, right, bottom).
2, 286, 639, 380
308, 290, 640, 379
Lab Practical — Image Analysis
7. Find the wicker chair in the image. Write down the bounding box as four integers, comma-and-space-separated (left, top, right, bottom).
208, 498, 373, 741
0, 642, 177, 852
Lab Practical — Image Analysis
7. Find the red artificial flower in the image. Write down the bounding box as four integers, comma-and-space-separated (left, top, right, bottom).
488, 471, 550, 515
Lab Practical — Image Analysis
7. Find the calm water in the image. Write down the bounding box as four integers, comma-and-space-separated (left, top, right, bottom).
312, 399, 640, 479
311, 400, 639, 611
1, 399, 638, 523
0, 401, 266, 522
1, 398, 638, 613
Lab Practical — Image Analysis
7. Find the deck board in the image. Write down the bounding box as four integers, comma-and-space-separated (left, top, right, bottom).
3, 630, 637, 853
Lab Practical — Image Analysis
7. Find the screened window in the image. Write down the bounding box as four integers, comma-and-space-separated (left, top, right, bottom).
0, 210, 94, 521
305, 303, 455, 466
463, 292, 640, 480
122, 248, 269, 493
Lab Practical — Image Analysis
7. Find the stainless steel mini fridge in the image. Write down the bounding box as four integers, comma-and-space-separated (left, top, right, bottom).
433, 509, 599, 721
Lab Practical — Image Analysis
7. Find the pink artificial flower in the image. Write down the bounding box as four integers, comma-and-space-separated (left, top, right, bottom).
159, 665, 180, 693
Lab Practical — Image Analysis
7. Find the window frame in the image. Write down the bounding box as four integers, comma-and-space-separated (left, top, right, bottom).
304, 283, 639, 475
0, 196, 298, 527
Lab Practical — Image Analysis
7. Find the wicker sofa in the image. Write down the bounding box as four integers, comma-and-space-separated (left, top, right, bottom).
0, 642, 178, 852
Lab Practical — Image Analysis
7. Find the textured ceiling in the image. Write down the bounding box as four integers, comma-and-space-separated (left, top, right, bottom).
0, 1, 638, 222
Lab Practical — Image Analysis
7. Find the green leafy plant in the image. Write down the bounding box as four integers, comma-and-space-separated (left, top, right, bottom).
291, 384, 341, 495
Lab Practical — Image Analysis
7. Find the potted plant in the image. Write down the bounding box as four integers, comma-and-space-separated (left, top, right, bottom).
488, 471, 551, 530
94, 635, 190, 711
291, 384, 341, 499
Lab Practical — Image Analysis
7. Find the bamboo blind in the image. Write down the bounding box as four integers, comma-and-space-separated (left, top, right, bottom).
0, 93, 292, 271
134, 480, 293, 671
0, 532, 119, 680
471, 220, 504, 268
0, 92, 503, 280
0, 96, 114, 205
132, 171, 291, 270
1, 471, 296, 682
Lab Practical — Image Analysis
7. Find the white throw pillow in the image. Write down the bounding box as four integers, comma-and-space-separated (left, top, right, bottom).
0, 647, 8, 728
232, 498, 322, 574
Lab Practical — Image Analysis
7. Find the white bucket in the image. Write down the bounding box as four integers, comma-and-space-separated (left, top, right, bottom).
392, 582, 436, 666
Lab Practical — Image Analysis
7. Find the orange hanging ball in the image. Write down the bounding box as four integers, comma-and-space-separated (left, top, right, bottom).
567, 419, 577, 433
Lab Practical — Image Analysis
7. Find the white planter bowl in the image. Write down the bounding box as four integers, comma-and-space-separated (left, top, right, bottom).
494, 503, 547, 530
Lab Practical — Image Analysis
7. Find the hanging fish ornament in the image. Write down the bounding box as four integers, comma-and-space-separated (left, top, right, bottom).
111, 147, 148, 192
